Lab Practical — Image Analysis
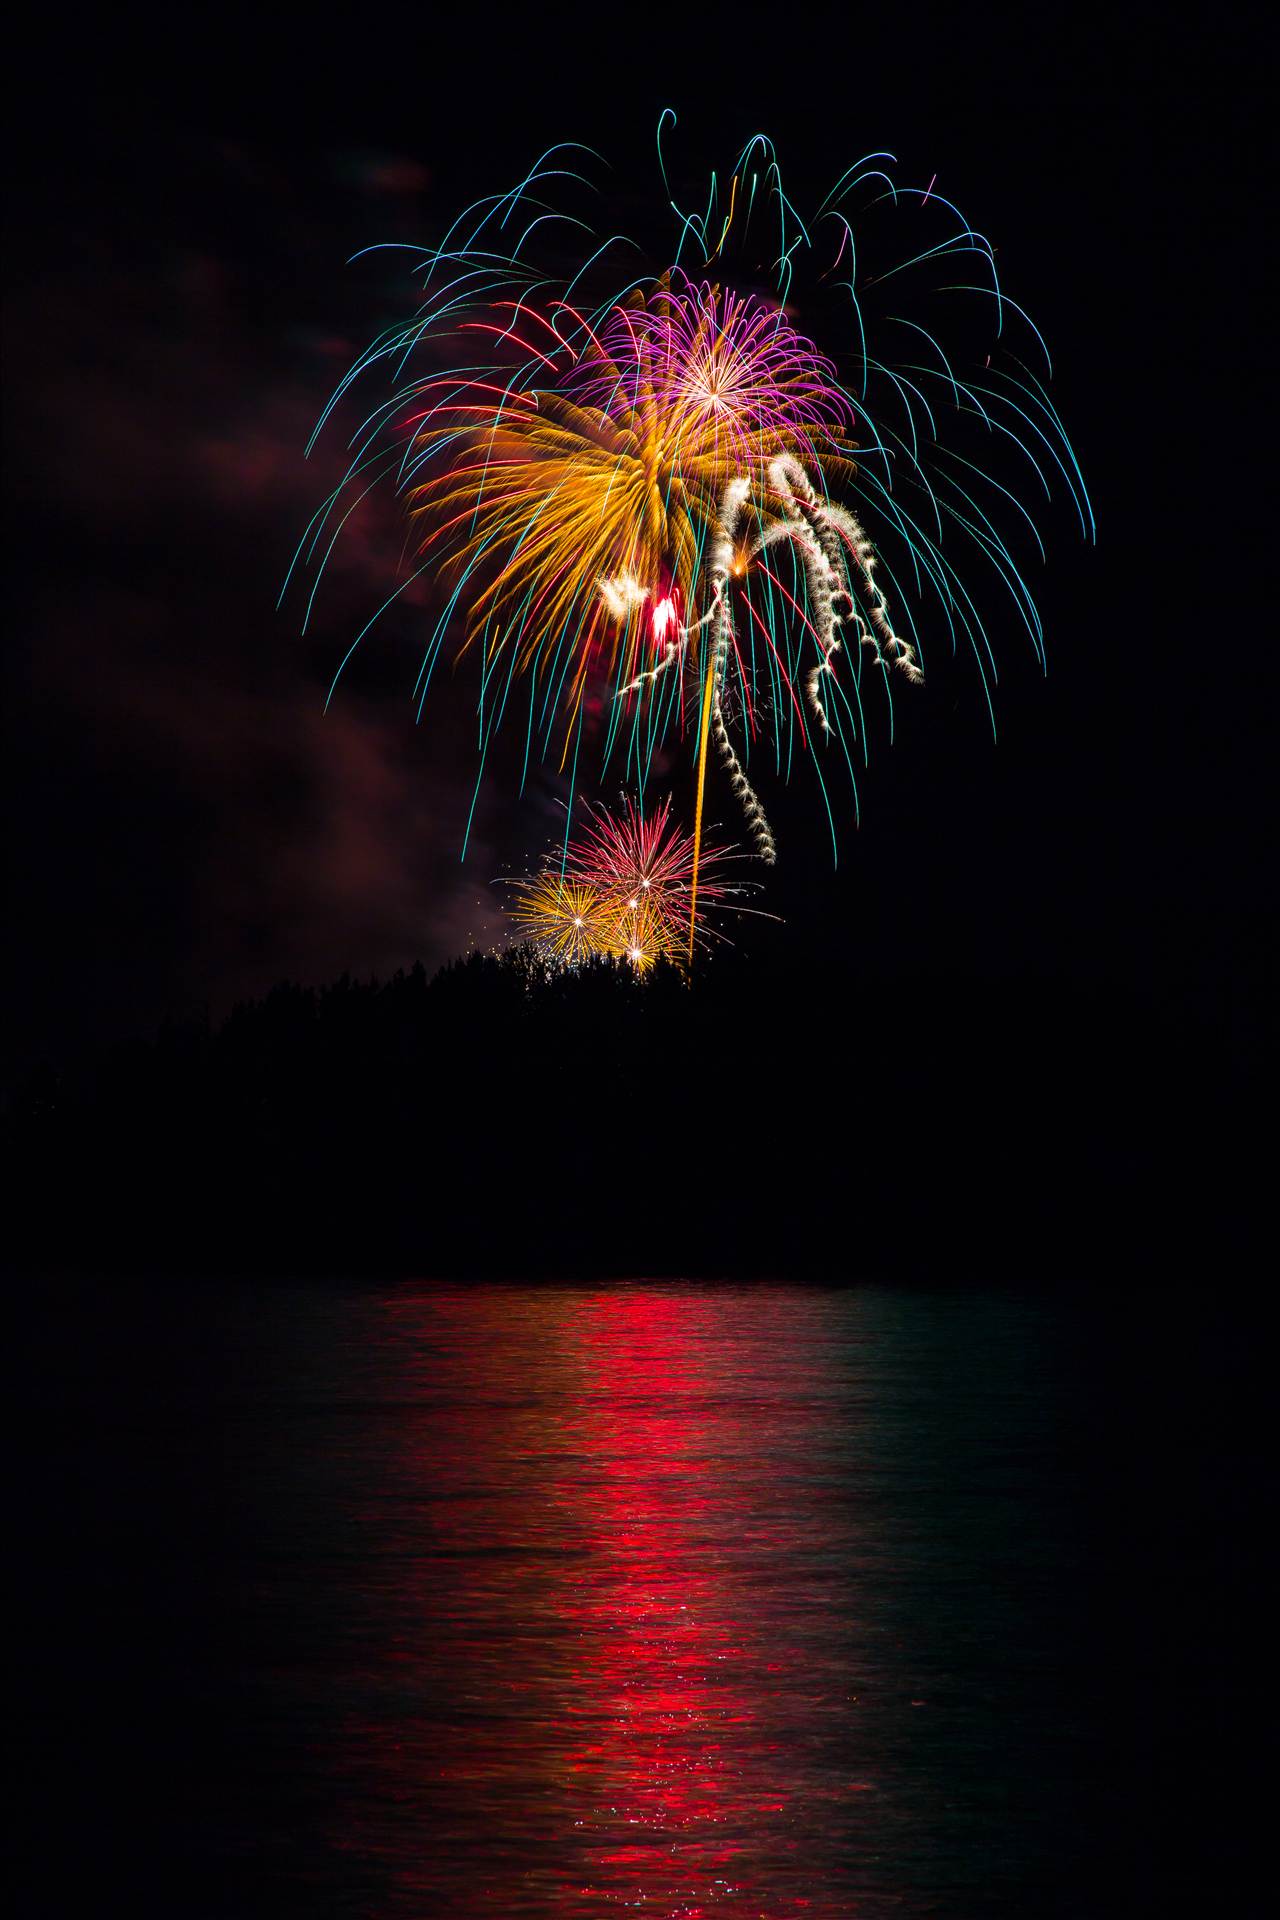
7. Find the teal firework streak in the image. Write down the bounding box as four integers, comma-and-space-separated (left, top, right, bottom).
285, 120, 1092, 864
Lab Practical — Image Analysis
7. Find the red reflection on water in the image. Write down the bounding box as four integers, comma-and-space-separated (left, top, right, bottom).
560, 1289, 794, 1913
338, 1285, 857, 1917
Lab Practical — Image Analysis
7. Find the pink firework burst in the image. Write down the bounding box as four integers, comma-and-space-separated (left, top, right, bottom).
570, 275, 856, 484
564, 795, 741, 954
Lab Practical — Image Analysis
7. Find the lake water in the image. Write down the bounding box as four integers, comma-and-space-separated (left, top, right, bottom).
20, 1280, 1246, 1915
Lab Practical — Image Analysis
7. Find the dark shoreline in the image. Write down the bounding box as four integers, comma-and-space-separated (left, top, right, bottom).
8, 949, 1257, 1283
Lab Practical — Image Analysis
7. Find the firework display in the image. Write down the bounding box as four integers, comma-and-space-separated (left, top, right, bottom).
506, 873, 620, 969
291, 121, 1089, 967
509, 795, 745, 972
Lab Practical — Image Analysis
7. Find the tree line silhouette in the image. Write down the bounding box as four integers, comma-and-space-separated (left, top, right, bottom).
8, 944, 1253, 1277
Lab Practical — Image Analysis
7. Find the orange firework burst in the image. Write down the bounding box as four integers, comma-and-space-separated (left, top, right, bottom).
609, 890, 673, 973
404, 280, 856, 725
507, 874, 617, 967
506, 868, 680, 972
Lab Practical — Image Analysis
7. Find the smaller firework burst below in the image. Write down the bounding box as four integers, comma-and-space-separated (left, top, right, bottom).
609, 890, 672, 974
566, 796, 733, 954
506, 874, 619, 969
504, 796, 754, 974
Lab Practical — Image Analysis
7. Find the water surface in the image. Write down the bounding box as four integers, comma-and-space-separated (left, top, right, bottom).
29, 1282, 1143, 1914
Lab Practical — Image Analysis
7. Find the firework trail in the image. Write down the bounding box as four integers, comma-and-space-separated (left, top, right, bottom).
291, 122, 1091, 955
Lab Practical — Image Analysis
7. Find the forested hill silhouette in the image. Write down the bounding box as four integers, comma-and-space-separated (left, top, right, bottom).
9, 947, 1254, 1279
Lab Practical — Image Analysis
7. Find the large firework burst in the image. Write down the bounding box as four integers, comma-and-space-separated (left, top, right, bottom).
291, 121, 1090, 945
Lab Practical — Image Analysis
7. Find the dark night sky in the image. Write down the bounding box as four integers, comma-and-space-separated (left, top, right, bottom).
5, 5, 1268, 1080
10, 33, 1270, 1910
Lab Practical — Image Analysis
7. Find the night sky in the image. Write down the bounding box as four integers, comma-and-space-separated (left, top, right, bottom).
9, 25, 1271, 1906
6, 8, 1266, 1082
